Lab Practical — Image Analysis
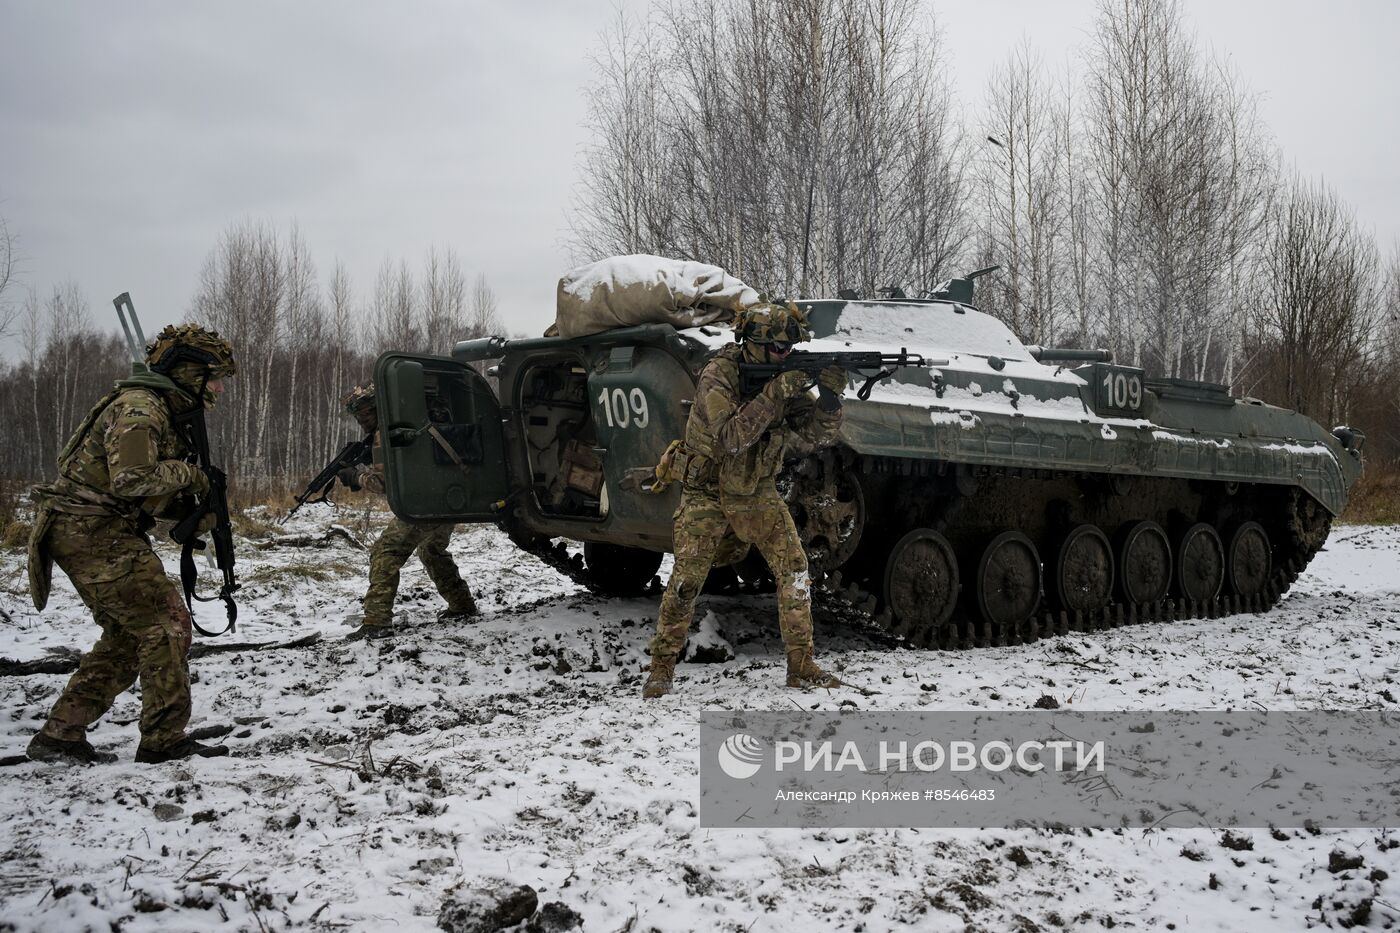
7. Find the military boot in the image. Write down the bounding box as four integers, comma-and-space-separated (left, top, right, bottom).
135, 736, 230, 764
27, 732, 117, 764
347, 623, 395, 642
642, 655, 678, 699
786, 649, 841, 689
439, 592, 478, 622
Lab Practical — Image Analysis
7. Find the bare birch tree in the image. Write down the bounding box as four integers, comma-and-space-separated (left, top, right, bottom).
1083, 0, 1273, 380
1249, 175, 1379, 424
0, 213, 20, 339
572, 0, 966, 298
978, 41, 1068, 344
372, 258, 420, 354
423, 246, 468, 350
469, 273, 501, 338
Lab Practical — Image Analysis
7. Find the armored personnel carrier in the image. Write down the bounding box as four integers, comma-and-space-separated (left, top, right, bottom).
374, 271, 1363, 648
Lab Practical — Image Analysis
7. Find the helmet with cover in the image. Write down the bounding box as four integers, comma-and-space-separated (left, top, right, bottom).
733, 300, 811, 356
342, 383, 378, 431
144, 324, 237, 408
341, 383, 376, 416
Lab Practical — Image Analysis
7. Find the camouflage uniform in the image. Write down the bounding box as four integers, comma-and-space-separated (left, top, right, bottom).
27, 324, 236, 762
342, 385, 476, 632
645, 303, 844, 695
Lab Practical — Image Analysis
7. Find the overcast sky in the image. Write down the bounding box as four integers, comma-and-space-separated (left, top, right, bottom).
1, 0, 1395, 359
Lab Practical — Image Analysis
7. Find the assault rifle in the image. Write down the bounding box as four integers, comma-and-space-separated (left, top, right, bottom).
114, 291, 239, 636
738, 349, 932, 406
282, 436, 373, 524
169, 436, 239, 637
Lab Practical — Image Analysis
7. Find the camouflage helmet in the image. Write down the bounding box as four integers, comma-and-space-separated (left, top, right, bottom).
145, 324, 237, 378
342, 383, 376, 416
734, 300, 811, 347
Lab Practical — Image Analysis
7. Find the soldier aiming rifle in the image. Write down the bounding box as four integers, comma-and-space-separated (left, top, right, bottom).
642, 300, 851, 698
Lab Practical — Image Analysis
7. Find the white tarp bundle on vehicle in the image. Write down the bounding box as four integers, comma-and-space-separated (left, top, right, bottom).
553, 254, 758, 338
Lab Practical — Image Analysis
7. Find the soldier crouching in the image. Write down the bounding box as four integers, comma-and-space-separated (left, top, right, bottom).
26, 324, 237, 764
644, 301, 845, 698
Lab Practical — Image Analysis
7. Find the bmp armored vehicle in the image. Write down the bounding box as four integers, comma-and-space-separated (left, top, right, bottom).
373, 272, 1363, 649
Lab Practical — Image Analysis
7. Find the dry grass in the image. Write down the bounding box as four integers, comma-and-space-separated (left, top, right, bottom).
1341, 461, 1400, 525
0, 481, 29, 550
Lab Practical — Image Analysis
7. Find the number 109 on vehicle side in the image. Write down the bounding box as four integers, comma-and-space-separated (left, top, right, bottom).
1092, 363, 1145, 415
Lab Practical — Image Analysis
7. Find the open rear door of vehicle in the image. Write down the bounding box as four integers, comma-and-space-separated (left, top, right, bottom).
374, 352, 510, 522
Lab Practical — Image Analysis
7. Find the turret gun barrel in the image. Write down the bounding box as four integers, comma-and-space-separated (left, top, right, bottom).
1027, 346, 1114, 364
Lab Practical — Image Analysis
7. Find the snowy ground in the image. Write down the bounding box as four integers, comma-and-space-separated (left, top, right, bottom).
1, 510, 1398, 932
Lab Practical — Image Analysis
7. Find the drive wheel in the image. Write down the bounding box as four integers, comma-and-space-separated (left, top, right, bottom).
1118, 520, 1171, 605
1054, 524, 1114, 612
1227, 521, 1271, 597
1175, 522, 1224, 603
882, 529, 959, 647
583, 542, 663, 596
790, 468, 865, 574
975, 531, 1041, 627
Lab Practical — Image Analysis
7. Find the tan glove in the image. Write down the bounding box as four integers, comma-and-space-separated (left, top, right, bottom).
818, 366, 847, 394
762, 370, 810, 404
188, 467, 211, 499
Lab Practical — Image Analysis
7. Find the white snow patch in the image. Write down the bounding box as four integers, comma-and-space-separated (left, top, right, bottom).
930, 410, 981, 429
1262, 441, 1334, 456
1153, 430, 1233, 449
823, 301, 1024, 357
792, 570, 811, 600
5, 514, 1393, 930
682, 610, 735, 663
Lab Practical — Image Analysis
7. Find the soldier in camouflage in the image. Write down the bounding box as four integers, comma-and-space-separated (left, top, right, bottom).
341, 384, 477, 639
643, 301, 845, 698
26, 324, 237, 764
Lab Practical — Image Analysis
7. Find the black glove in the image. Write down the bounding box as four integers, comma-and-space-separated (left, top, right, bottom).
337, 466, 363, 492
816, 366, 846, 413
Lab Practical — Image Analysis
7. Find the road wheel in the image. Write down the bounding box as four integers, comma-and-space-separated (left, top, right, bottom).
583, 542, 663, 596
1175, 522, 1224, 603
1117, 520, 1171, 605
1227, 521, 1271, 597
1053, 524, 1114, 612
975, 531, 1041, 628
882, 528, 959, 647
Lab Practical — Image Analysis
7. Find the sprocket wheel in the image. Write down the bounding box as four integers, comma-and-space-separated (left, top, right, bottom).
882, 529, 959, 646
